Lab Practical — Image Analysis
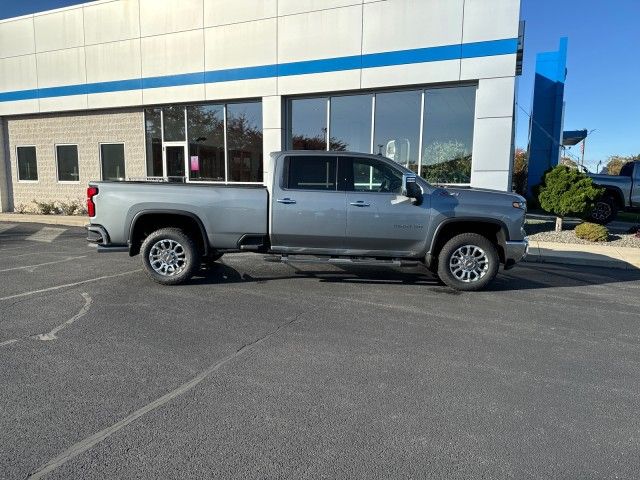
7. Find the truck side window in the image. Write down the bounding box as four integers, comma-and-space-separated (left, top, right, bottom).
350, 157, 403, 194
287, 156, 337, 191
619, 162, 634, 177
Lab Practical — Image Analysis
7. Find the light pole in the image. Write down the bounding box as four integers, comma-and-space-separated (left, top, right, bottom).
581, 129, 597, 168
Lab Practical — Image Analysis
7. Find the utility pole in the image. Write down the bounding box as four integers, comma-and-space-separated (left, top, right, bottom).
581, 129, 597, 168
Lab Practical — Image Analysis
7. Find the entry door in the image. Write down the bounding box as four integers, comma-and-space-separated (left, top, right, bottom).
163, 143, 187, 179
270, 155, 346, 252
344, 156, 429, 256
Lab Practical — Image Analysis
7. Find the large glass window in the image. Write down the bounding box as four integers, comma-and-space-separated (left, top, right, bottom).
56, 145, 79, 182
17, 146, 38, 181
145, 108, 163, 177
351, 157, 402, 194
329, 95, 372, 152
187, 104, 225, 182
227, 102, 263, 182
100, 143, 126, 181
289, 98, 327, 150
287, 155, 336, 191
287, 85, 477, 185
373, 90, 422, 171
421, 86, 476, 184
163, 105, 185, 141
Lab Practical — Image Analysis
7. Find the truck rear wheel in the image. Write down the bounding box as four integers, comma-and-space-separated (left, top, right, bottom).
437, 233, 499, 291
141, 228, 200, 285
590, 195, 618, 224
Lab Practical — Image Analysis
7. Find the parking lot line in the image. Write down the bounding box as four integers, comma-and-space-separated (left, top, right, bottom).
0, 223, 17, 234
27, 312, 305, 480
0, 270, 142, 302
0, 256, 86, 273
25, 227, 67, 243
35, 293, 92, 341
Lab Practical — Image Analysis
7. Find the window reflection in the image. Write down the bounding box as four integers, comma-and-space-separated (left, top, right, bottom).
227, 102, 263, 182
144, 108, 163, 176
290, 98, 327, 150
421, 86, 476, 184
17, 146, 38, 181
373, 90, 421, 172
57, 145, 79, 182
101, 144, 126, 181
163, 105, 185, 141
187, 104, 225, 182
287, 155, 336, 190
329, 94, 372, 153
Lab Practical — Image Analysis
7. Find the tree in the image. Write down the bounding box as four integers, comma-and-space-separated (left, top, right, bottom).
538, 165, 603, 232
606, 154, 640, 175
559, 156, 578, 168
512, 148, 527, 195
421, 140, 471, 184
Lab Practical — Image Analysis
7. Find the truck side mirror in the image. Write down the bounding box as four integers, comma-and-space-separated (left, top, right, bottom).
402, 173, 423, 205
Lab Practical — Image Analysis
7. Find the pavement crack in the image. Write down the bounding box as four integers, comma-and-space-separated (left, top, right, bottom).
26, 310, 308, 480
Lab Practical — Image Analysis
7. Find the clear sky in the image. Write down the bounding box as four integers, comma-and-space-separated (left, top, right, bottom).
2, 0, 639, 171
518, 0, 640, 170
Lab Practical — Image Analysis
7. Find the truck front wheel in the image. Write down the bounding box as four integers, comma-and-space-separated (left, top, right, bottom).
437, 233, 499, 291
141, 228, 200, 285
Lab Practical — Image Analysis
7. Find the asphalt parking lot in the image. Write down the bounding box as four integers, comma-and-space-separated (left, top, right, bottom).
1, 221, 640, 479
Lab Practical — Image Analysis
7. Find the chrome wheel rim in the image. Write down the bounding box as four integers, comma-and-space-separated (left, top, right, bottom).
149, 239, 187, 276
592, 202, 611, 222
449, 245, 489, 283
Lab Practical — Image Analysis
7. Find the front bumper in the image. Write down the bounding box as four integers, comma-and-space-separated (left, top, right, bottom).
503, 238, 529, 270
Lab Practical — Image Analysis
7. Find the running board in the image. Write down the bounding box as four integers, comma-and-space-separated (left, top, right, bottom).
264, 254, 420, 267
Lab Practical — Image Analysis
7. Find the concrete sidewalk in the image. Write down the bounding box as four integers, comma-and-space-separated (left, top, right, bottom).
528, 240, 640, 270
0, 213, 86, 227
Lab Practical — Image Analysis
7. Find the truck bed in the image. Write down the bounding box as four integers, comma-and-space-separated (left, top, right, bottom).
89, 181, 268, 248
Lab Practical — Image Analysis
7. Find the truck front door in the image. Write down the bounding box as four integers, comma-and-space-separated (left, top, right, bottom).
270, 155, 346, 252
343, 156, 429, 257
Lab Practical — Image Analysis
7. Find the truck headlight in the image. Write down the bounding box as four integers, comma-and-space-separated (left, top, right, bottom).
512, 201, 527, 210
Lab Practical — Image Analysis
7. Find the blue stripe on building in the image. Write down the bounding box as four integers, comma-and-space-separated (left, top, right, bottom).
0, 38, 518, 103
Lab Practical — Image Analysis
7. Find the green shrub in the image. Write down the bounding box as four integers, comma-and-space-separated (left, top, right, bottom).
33, 200, 59, 215
14, 203, 31, 214
537, 165, 603, 231
58, 200, 80, 216
575, 222, 609, 242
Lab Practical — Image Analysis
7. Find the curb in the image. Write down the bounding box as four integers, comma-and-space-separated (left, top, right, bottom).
525, 241, 640, 271
0, 213, 87, 227
523, 254, 636, 270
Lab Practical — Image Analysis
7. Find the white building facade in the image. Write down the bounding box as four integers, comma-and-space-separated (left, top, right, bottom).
0, 0, 522, 212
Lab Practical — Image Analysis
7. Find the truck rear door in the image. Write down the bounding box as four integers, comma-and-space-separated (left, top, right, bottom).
270, 154, 346, 252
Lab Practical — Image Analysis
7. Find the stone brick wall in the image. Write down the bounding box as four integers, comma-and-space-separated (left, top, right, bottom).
7, 109, 146, 210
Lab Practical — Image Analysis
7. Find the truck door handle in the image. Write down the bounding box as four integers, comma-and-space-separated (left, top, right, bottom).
350, 201, 370, 207
276, 198, 296, 204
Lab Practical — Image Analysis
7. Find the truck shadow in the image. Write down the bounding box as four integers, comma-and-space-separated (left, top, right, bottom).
191, 260, 640, 293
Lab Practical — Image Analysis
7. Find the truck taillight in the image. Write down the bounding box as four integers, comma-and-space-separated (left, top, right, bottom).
87, 186, 98, 217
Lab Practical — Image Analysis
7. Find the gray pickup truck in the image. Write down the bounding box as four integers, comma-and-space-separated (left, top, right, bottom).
87, 151, 528, 291
589, 160, 640, 223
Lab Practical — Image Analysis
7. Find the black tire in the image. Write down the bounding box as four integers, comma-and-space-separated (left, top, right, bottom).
141, 227, 200, 285
590, 196, 618, 224
436, 233, 499, 291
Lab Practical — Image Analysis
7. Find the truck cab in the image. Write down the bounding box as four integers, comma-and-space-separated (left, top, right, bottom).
589, 160, 640, 223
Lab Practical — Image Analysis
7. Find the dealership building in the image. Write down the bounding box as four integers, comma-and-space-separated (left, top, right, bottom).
0, 0, 523, 212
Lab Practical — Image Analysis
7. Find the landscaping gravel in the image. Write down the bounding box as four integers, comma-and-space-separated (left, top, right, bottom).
525, 220, 640, 248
